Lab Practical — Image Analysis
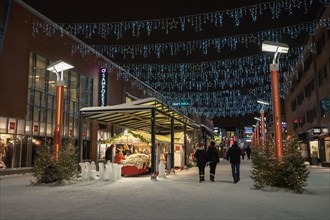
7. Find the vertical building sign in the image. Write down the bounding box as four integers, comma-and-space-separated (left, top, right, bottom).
99, 67, 108, 107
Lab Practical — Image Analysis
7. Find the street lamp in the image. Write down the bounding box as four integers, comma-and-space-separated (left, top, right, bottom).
262, 41, 289, 159
253, 119, 260, 151
47, 60, 74, 160
257, 99, 270, 149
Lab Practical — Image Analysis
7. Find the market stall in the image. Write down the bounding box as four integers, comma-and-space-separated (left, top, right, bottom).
102, 130, 151, 176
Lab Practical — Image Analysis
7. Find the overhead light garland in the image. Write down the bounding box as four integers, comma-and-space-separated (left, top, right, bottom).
112, 43, 316, 118
119, 45, 307, 75
70, 19, 328, 59
32, 0, 328, 40
29, 1, 329, 118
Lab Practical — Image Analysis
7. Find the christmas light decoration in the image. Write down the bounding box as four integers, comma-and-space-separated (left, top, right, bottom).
68, 19, 328, 59
32, 0, 328, 40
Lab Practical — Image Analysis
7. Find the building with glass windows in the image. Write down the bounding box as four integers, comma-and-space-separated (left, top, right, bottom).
0, 0, 149, 172
0, 0, 214, 173
285, 7, 330, 167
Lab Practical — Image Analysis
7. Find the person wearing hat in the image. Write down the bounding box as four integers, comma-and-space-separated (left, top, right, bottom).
207, 141, 220, 182
194, 143, 208, 183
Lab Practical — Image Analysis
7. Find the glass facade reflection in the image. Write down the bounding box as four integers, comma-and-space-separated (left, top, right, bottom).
0, 52, 93, 169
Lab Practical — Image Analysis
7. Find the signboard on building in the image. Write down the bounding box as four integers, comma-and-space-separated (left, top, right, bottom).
313, 127, 321, 134
99, 67, 108, 107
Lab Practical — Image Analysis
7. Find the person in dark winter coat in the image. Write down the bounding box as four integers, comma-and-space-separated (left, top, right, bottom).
207, 141, 220, 182
194, 144, 208, 183
245, 145, 251, 160
226, 141, 241, 183
105, 144, 114, 162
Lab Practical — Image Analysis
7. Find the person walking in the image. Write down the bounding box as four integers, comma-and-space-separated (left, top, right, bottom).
245, 144, 251, 160
226, 141, 241, 183
207, 141, 220, 182
194, 144, 208, 183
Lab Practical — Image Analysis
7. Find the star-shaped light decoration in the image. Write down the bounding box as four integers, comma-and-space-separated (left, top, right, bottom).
168, 19, 179, 29
248, 34, 257, 43
125, 47, 134, 54
193, 64, 202, 72
292, 0, 302, 9
66, 25, 74, 33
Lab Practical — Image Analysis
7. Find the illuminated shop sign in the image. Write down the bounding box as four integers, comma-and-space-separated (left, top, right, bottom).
313, 127, 321, 134
172, 102, 189, 106
99, 67, 108, 107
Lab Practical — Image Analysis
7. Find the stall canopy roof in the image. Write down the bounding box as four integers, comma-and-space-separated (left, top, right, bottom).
80, 97, 200, 134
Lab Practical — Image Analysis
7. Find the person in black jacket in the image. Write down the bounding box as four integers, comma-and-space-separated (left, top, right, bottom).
245, 144, 251, 160
194, 144, 208, 183
105, 145, 113, 162
207, 141, 220, 182
226, 141, 241, 183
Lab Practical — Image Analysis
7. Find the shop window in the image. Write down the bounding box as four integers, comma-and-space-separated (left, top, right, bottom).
290, 78, 297, 92
0, 117, 7, 133
296, 69, 302, 83
325, 139, 330, 163
306, 107, 317, 123
316, 33, 325, 56
48, 72, 57, 95
291, 99, 297, 111
297, 92, 304, 105
304, 79, 314, 98
70, 71, 78, 100
303, 53, 313, 73
318, 64, 328, 86
309, 140, 319, 158
17, 120, 25, 135
35, 55, 47, 92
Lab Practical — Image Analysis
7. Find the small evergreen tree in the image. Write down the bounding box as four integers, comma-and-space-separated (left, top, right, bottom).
32, 139, 78, 185
277, 137, 309, 192
56, 140, 78, 182
32, 145, 58, 184
250, 135, 309, 193
250, 137, 279, 189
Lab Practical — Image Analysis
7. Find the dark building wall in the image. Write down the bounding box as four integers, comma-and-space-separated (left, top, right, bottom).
0, 1, 139, 163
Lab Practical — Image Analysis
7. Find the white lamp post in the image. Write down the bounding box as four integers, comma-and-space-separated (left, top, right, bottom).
254, 117, 261, 150
47, 60, 74, 160
262, 41, 289, 159
257, 99, 270, 150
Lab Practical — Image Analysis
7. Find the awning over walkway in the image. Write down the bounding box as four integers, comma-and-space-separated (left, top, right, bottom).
80, 97, 200, 133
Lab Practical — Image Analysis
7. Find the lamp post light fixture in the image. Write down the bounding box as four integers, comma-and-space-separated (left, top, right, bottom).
47, 60, 74, 160
254, 118, 261, 151
257, 99, 270, 150
262, 41, 289, 159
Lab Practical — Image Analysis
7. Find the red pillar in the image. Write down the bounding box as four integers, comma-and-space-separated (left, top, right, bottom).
256, 122, 260, 151
54, 84, 64, 160
261, 110, 265, 150
271, 69, 283, 159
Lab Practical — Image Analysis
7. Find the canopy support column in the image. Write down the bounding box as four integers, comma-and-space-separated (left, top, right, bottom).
151, 108, 157, 180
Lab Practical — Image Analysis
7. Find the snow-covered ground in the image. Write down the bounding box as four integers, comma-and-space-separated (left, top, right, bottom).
1, 159, 329, 220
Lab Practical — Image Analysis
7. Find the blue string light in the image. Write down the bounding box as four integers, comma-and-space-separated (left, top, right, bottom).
67, 19, 328, 59
31, 0, 328, 40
